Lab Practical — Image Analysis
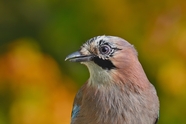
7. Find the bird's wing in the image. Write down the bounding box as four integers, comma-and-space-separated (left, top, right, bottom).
71, 104, 80, 119
154, 114, 159, 124
71, 88, 83, 122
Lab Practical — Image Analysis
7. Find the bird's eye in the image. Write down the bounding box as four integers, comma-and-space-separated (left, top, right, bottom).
99, 45, 111, 55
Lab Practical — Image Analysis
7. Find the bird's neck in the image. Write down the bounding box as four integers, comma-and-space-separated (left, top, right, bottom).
112, 59, 150, 90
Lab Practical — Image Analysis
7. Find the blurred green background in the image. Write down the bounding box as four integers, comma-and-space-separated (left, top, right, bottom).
0, 0, 186, 124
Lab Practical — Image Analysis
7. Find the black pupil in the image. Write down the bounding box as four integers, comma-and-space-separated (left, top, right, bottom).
101, 46, 109, 54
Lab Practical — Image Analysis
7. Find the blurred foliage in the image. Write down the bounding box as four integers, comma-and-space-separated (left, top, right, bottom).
0, 0, 186, 124
0, 39, 76, 124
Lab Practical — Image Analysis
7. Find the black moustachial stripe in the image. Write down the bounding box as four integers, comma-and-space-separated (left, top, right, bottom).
93, 57, 116, 70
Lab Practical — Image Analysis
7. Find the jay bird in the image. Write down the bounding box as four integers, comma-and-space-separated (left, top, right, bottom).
65, 35, 159, 124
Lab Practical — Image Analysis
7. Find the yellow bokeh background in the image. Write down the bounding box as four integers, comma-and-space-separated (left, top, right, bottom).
0, 39, 75, 124
0, 0, 186, 124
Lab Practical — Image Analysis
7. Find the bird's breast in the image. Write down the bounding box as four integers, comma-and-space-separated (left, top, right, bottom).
76, 82, 159, 124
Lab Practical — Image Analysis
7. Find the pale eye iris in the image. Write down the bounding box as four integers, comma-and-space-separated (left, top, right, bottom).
100, 45, 111, 54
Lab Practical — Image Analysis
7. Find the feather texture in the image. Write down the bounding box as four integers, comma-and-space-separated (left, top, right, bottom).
66, 35, 159, 124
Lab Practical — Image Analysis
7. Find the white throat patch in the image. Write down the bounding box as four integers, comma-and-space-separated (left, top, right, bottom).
82, 61, 113, 87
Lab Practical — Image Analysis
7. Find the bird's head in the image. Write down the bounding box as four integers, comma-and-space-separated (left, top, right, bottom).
65, 35, 146, 87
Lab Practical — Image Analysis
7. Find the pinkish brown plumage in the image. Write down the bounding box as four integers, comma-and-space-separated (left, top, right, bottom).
65, 35, 159, 124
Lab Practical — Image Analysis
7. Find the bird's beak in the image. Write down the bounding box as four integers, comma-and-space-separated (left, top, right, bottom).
65, 51, 94, 62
